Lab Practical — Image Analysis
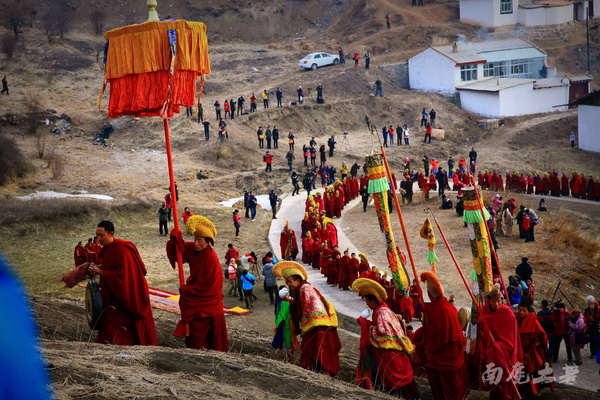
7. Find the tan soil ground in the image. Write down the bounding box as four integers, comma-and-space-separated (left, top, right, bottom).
1, 0, 600, 397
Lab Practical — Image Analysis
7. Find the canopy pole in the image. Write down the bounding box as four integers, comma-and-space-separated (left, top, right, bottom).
163, 117, 185, 288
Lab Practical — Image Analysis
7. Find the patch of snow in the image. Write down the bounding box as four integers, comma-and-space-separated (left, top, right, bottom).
17, 191, 113, 201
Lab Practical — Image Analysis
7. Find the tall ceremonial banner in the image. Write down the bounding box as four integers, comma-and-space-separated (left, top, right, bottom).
420, 218, 438, 274
98, 1, 211, 290
366, 154, 410, 292
462, 186, 492, 294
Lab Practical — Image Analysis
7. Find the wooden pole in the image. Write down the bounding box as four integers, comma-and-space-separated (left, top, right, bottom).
429, 211, 521, 399
163, 117, 185, 288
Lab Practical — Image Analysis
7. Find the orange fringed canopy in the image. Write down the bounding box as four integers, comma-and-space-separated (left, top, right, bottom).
102, 20, 210, 118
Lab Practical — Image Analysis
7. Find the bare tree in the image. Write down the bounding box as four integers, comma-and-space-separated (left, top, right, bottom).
90, 8, 106, 35
54, 7, 72, 40
2, 1, 28, 38
23, 90, 42, 134
42, 12, 57, 44
94, 39, 105, 62
1, 34, 16, 59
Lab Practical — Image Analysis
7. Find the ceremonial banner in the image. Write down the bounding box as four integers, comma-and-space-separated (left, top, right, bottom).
463, 186, 493, 294
419, 218, 438, 273
366, 154, 409, 292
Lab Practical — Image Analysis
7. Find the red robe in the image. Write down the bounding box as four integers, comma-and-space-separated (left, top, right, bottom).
302, 238, 313, 264
480, 302, 523, 400
338, 255, 351, 288
97, 239, 157, 346
310, 240, 322, 269
526, 177, 534, 194
168, 240, 228, 351
497, 175, 504, 191
580, 176, 587, 198
518, 312, 555, 397
320, 248, 331, 276
570, 175, 580, 197
333, 194, 343, 218
325, 223, 338, 249
587, 178, 595, 200
301, 218, 310, 238
422, 296, 469, 400
348, 257, 360, 287
74, 245, 87, 267
328, 258, 340, 285
400, 295, 414, 324
561, 174, 569, 196
477, 173, 485, 187
541, 176, 550, 194
84, 243, 97, 264
595, 180, 600, 200
280, 229, 299, 260
409, 284, 422, 320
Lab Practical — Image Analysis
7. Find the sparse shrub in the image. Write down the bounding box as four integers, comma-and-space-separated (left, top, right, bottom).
0, 134, 33, 186
47, 151, 66, 180
42, 13, 57, 44
90, 8, 106, 35
36, 133, 46, 159
1, 33, 16, 59
2, 1, 29, 38
54, 7, 72, 40
23, 90, 42, 134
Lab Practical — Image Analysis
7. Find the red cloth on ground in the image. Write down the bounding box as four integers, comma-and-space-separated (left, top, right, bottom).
96, 239, 157, 346
167, 238, 228, 351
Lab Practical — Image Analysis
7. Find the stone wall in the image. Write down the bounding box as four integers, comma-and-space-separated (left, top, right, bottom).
490, 21, 579, 41
379, 62, 409, 89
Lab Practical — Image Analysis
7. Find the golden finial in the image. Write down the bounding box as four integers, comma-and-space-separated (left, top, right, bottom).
147, 0, 159, 21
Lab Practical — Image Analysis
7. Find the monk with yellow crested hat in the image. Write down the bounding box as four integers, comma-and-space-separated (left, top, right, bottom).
166, 215, 228, 352
352, 278, 419, 398
416, 271, 470, 400
273, 261, 341, 376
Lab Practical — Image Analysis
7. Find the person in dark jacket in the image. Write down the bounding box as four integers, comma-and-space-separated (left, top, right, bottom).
515, 257, 532, 282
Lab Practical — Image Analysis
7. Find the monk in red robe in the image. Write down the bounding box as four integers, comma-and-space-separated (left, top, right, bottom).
301, 213, 310, 238
497, 174, 504, 192
480, 283, 523, 400
526, 174, 534, 194
409, 279, 423, 320
570, 172, 580, 198
400, 292, 415, 324
74, 242, 87, 267
541, 173, 550, 195
333, 190, 343, 218
89, 221, 157, 346
580, 174, 587, 199
561, 172, 569, 196
517, 302, 555, 397
338, 250, 351, 290
324, 221, 338, 249
587, 175, 595, 200
276, 262, 341, 377
320, 244, 331, 277
302, 232, 313, 264
595, 178, 600, 200
550, 172, 561, 196
280, 224, 299, 260
84, 239, 97, 264
167, 215, 228, 351
358, 253, 370, 275
353, 278, 420, 399
419, 271, 470, 400
328, 253, 340, 285
310, 237, 321, 269
348, 253, 360, 287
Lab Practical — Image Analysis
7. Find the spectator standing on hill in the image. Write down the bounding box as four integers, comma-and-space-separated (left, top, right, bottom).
375, 79, 382, 97
237, 95, 245, 115
403, 125, 409, 145
328, 135, 336, 157
158, 203, 169, 236
388, 125, 395, 147
214, 100, 222, 120
243, 191, 250, 219
297, 86, 303, 104
223, 100, 230, 119
257, 126, 264, 149
316, 83, 323, 103
338, 47, 345, 64
382, 126, 388, 147
197, 103, 203, 123
229, 99, 235, 119
269, 190, 279, 219
422, 154, 429, 176
429, 109, 436, 128
202, 118, 210, 141
424, 123, 432, 143
569, 132, 576, 148
353, 50, 360, 66
385, 14, 391, 29
310, 146, 317, 167
265, 126, 272, 149
469, 147, 477, 165
364, 51, 370, 69
264, 151, 274, 173
250, 93, 257, 112
291, 171, 300, 196
233, 209, 241, 239
420, 108, 428, 126
276, 87, 283, 108
262, 258, 278, 305
248, 191, 257, 221
1, 76, 8, 95
447, 157, 454, 178
182, 207, 193, 224
272, 126, 279, 149
262, 90, 269, 109
319, 145, 327, 167
288, 131, 295, 152
164, 192, 173, 221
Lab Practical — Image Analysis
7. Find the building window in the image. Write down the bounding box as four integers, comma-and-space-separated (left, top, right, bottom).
500, 0, 512, 14
460, 64, 478, 82
484, 61, 507, 78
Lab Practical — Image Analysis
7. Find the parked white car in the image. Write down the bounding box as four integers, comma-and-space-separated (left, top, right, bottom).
298, 52, 339, 70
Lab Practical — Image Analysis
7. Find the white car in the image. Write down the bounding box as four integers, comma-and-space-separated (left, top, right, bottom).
298, 52, 339, 70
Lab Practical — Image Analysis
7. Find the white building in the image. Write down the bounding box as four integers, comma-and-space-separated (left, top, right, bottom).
408, 38, 548, 95
457, 77, 569, 117
460, 0, 598, 29
573, 91, 600, 153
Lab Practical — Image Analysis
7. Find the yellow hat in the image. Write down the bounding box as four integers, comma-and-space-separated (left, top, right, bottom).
351, 278, 388, 300
315, 192, 322, 197
185, 215, 217, 239
358, 253, 368, 264
273, 261, 308, 280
